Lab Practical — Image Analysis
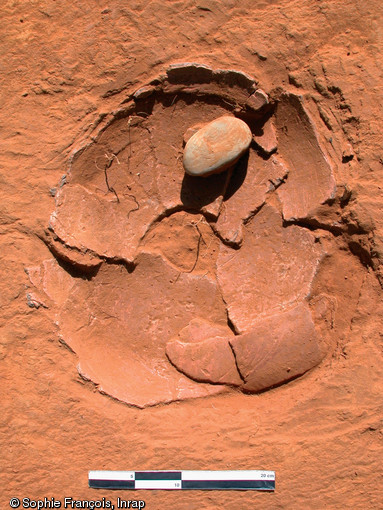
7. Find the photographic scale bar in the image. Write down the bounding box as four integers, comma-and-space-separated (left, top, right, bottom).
89, 470, 275, 491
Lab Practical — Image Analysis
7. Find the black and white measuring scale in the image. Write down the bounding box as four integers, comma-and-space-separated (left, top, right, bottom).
89, 470, 275, 491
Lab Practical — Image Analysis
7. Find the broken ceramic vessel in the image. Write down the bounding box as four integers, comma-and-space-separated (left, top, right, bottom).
29, 65, 338, 407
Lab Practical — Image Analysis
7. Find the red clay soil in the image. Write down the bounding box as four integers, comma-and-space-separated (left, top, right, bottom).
2, 1, 383, 509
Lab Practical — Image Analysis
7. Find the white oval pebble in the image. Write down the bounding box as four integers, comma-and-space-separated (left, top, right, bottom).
183, 116, 252, 177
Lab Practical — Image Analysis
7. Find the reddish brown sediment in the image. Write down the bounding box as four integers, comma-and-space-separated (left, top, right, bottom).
2, 2, 383, 508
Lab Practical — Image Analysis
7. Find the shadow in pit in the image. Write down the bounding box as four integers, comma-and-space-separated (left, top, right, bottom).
223, 151, 249, 201
180, 152, 249, 210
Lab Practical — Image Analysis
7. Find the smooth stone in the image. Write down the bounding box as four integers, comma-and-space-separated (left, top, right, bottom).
183, 123, 206, 145
183, 116, 252, 177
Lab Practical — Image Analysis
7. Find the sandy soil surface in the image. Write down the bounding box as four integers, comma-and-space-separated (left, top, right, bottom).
2, 1, 383, 508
